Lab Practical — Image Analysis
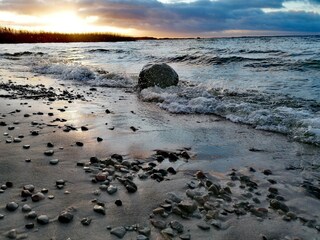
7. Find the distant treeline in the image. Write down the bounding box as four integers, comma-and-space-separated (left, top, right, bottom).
0, 27, 155, 43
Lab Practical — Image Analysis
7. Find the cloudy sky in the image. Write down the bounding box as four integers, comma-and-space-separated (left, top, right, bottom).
0, 0, 319, 37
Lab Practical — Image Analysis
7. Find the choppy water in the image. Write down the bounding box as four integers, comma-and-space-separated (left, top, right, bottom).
0, 36, 319, 145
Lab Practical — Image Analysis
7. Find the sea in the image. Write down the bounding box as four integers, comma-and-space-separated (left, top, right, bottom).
0, 36, 319, 146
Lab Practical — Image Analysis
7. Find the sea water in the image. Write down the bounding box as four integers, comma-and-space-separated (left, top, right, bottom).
0, 36, 319, 145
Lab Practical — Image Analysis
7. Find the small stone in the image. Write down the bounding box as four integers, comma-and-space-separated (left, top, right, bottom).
178, 200, 197, 214
110, 226, 127, 238
7, 229, 17, 239
0, 214, 4, 219
81, 217, 92, 226
25, 211, 37, 219
93, 205, 105, 215
47, 142, 54, 148
50, 159, 59, 165
13, 137, 21, 143
210, 220, 222, 229
48, 195, 55, 199
161, 228, 175, 237
31, 192, 45, 202
268, 187, 278, 194
263, 169, 273, 175
37, 215, 49, 225
138, 227, 151, 236
23, 145, 30, 149
136, 235, 149, 240
25, 223, 34, 229
95, 172, 108, 181
107, 185, 118, 195
115, 200, 123, 207
130, 126, 138, 132
6, 182, 13, 188
167, 192, 182, 203
22, 204, 32, 212
97, 137, 103, 142
180, 233, 191, 240
270, 199, 289, 212
170, 220, 184, 233
76, 141, 84, 147
197, 222, 210, 230
6, 202, 19, 211
58, 210, 74, 223
81, 126, 89, 131
44, 150, 54, 156
56, 179, 65, 186
150, 219, 167, 230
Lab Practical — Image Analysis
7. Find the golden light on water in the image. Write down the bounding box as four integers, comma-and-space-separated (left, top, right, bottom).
0, 10, 135, 35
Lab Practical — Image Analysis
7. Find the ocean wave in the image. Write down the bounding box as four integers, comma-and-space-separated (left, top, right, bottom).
88, 48, 128, 54
165, 54, 263, 65
1, 51, 45, 57
140, 85, 320, 146
244, 59, 320, 71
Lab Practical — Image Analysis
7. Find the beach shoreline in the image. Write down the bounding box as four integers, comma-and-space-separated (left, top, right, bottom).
0, 74, 320, 240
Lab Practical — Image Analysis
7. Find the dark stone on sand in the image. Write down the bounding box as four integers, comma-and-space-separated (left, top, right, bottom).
81, 126, 89, 131
115, 200, 123, 206
76, 141, 84, 147
270, 199, 289, 212
97, 137, 103, 142
180, 233, 191, 240
197, 222, 210, 230
105, 109, 111, 114
138, 63, 179, 89
6, 182, 13, 188
90, 156, 99, 164
47, 142, 54, 148
56, 179, 65, 186
23, 145, 30, 149
111, 154, 123, 162
37, 215, 49, 225
178, 200, 197, 214
81, 217, 92, 226
110, 226, 127, 239
170, 220, 184, 233
130, 126, 138, 132
150, 219, 166, 230
25, 223, 34, 229
302, 181, 320, 199
30, 130, 39, 136
93, 205, 105, 215
58, 210, 74, 223
167, 167, 177, 174
44, 150, 54, 156
263, 169, 273, 175
268, 187, 278, 194
6, 202, 19, 211
31, 192, 45, 202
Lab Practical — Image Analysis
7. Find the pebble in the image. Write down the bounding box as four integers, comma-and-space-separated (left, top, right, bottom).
161, 228, 175, 237
44, 150, 54, 156
81, 217, 92, 226
270, 199, 289, 212
58, 210, 74, 223
110, 226, 127, 239
197, 221, 211, 230
210, 219, 222, 229
138, 227, 151, 236
115, 200, 123, 207
6, 202, 19, 211
178, 200, 198, 214
23, 145, 30, 149
170, 220, 184, 233
76, 141, 84, 147
48, 195, 55, 199
22, 204, 32, 212
25, 211, 37, 219
0, 214, 4, 219
93, 205, 105, 215
21, 189, 32, 198
13, 137, 21, 143
37, 215, 49, 225
7, 229, 17, 239
97, 137, 103, 142
49, 159, 59, 165
150, 220, 166, 230
136, 235, 149, 240
31, 192, 45, 202
180, 233, 191, 240
25, 223, 34, 229
81, 126, 89, 131
47, 142, 54, 147
263, 169, 273, 175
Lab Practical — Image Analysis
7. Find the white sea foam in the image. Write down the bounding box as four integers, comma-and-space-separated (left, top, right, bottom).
140, 85, 320, 145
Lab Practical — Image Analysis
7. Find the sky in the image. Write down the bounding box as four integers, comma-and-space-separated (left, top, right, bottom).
0, 0, 320, 37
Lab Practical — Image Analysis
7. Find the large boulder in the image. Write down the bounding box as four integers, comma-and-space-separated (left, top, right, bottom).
138, 63, 179, 89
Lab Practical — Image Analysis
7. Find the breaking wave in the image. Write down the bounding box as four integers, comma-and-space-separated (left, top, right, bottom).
140, 84, 320, 146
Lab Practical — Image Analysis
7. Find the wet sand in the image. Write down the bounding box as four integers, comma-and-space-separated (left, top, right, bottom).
0, 73, 320, 240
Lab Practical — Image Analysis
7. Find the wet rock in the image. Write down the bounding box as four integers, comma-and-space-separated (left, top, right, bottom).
95, 172, 108, 182
22, 204, 32, 212
270, 199, 289, 212
170, 220, 184, 233
23, 184, 35, 192
93, 205, 105, 215
37, 215, 49, 225
76, 141, 84, 147
197, 221, 210, 230
180, 233, 191, 240
110, 226, 127, 239
25, 223, 34, 229
167, 192, 182, 203
6, 202, 19, 211
58, 210, 74, 223
268, 187, 278, 194
136, 235, 149, 240
195, 170, 206, 179
49, 159, 59, 165
81, 126, 89, 131
178, 200, 197, 214
44, 150, 54, 156
150, 219, 166, 230
81, 217, 92, 226
161, 228, 175, 237
47, 142, 54, 148
115, 200, 123, 207
263, 169, 273, 175
130, 126, 138, 132
23, 145, 30, 149
6, 182, 13, 188
302, 181, 320, 199
111, 154, 123, 162
97, 137, 103, 142
153, 207, 165, 215
107, 185, 118, 195
167, 167, 177, 175
210, 220, 222, 229
138, 63, 179, 89
25, 211, 37, 219
7, 229, 17, 239
138, 227, 151, 236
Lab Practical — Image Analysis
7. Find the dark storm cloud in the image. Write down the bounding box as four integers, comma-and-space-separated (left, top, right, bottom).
1, 0, 320, 35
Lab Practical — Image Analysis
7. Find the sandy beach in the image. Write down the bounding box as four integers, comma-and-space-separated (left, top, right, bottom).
1, 71, 320, 240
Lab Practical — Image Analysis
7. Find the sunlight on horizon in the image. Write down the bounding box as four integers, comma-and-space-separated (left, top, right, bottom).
0, 10, 136, 35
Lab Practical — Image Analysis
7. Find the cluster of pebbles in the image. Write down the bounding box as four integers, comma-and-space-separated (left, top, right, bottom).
1, 80, 320, 240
